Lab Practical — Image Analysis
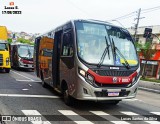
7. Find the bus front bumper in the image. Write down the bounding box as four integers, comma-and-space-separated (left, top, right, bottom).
71, 76, 140, 101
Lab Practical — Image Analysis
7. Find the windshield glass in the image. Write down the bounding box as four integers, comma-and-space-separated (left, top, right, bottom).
0, 43, 8, 51
75, 21, 138, 66
18, 45, 33, 58
29, 46, 34, 58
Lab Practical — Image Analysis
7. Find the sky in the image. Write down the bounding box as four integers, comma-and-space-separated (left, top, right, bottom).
0, 0, 160, 34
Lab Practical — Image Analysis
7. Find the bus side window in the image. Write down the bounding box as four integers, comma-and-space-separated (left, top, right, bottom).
62, 32, 73, 56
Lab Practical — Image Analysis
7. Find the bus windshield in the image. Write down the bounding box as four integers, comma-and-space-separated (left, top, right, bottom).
18, 45, 33, 58
75, 21, 138, 66
0, 43, 8, 51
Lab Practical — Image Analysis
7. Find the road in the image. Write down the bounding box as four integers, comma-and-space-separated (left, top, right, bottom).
0, 69, 160, 124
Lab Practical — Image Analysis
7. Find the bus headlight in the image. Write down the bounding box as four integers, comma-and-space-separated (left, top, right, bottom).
86, 73, 94, 84
132, 72, 140, 85
6, 57, 10, 66
78, 68, 95, 85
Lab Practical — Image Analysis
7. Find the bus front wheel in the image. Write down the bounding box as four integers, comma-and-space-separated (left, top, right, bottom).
62, 83, 74, 106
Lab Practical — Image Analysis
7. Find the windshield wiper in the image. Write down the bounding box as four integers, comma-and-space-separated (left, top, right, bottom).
97, 36, 110, 68
112, 38, 130, 69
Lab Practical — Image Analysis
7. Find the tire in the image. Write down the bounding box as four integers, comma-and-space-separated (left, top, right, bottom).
111, 100, 121, 105
41, 71, 47, 88
63, 88, 74, 106
5, 68, 10, 73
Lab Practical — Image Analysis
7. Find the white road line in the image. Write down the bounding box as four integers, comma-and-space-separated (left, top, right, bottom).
0, 94, 60, 98
58, 110, 78, 115
150, 112, 160, 115
111, 121, 130, 124
120, 111, 139, 115
58, 110, 94, 124
11, 70, 34, 81
16, 80, 41, 82
90, 111, 131, 124
90, 111, 109, 115
145, 121, 160, 124
22, 110, 51, 124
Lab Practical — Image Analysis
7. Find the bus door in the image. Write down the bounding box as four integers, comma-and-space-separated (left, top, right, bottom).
52, 30, 62, 87
34, 37, 41, 77
60, 29, 75, 91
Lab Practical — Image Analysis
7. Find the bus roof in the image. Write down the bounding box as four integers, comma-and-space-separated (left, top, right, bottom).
37, 19, 124, 38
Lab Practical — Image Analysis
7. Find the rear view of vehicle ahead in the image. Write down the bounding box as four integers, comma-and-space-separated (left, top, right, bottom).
11, 44, 34, 70
0, 26, 11, 73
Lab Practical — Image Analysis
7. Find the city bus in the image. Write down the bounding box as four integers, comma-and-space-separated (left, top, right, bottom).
11, 43, 34, 70
34, 19, 140, 105
0, 26, 11, 73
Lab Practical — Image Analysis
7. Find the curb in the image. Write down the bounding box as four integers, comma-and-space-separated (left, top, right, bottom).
139, 87, 160, 94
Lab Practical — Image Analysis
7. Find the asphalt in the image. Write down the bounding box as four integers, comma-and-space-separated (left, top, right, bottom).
138, 80, 160, 94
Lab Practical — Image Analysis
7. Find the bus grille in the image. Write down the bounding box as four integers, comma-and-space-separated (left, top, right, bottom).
0, 54, 3, 66
95, 82, 132, 88
92, 70, 134, 77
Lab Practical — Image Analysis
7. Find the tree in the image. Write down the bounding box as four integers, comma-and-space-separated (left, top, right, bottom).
135, 41, 156, 79
17, 38, 34, 45
7, 38, 12, 44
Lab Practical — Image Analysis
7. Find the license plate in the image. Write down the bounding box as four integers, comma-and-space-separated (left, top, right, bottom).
28, 64, 32, 67
108, 92, 119, 96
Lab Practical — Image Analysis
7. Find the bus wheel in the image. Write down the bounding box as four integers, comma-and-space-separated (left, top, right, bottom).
111, 100, 121, 105
41, 71, 47, 88
5, 68, 10, 73
62, 81, 74, 106
64, 89, 74, 106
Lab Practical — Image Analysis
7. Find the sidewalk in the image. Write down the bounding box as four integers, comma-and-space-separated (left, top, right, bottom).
138, 80, 160, 94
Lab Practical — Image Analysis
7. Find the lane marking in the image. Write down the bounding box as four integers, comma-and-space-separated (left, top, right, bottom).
150, 112, 160, 115
0, 94, 60, 98
22, 110, 51, 124
22, 89, 29, 91
120, 111, 139, 115
111, 121, 130, 124
58, 110, 94, 124
16, 80, 41, 82
58, 110, 78, 115
145, 121, 160, 124
90, 111, 109, 115
11, 70, 34, 81
90, 111, 130, 124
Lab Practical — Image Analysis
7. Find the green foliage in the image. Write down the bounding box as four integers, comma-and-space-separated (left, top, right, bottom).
135, 41, 156, 60
17, 38, 34, 45
7, 38, 12, 44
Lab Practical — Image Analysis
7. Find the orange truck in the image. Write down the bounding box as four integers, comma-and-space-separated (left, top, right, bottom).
0, 26, 11, 73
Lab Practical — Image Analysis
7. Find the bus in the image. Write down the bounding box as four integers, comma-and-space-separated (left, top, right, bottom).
34, 19, 140, 105
11, 43, 34, 69
0, 26, 11, 73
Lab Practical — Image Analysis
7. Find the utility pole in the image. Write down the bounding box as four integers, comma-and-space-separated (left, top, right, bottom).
134, 8, 144, 41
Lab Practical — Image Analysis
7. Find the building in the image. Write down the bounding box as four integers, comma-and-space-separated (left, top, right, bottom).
128, 25, 160, 79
